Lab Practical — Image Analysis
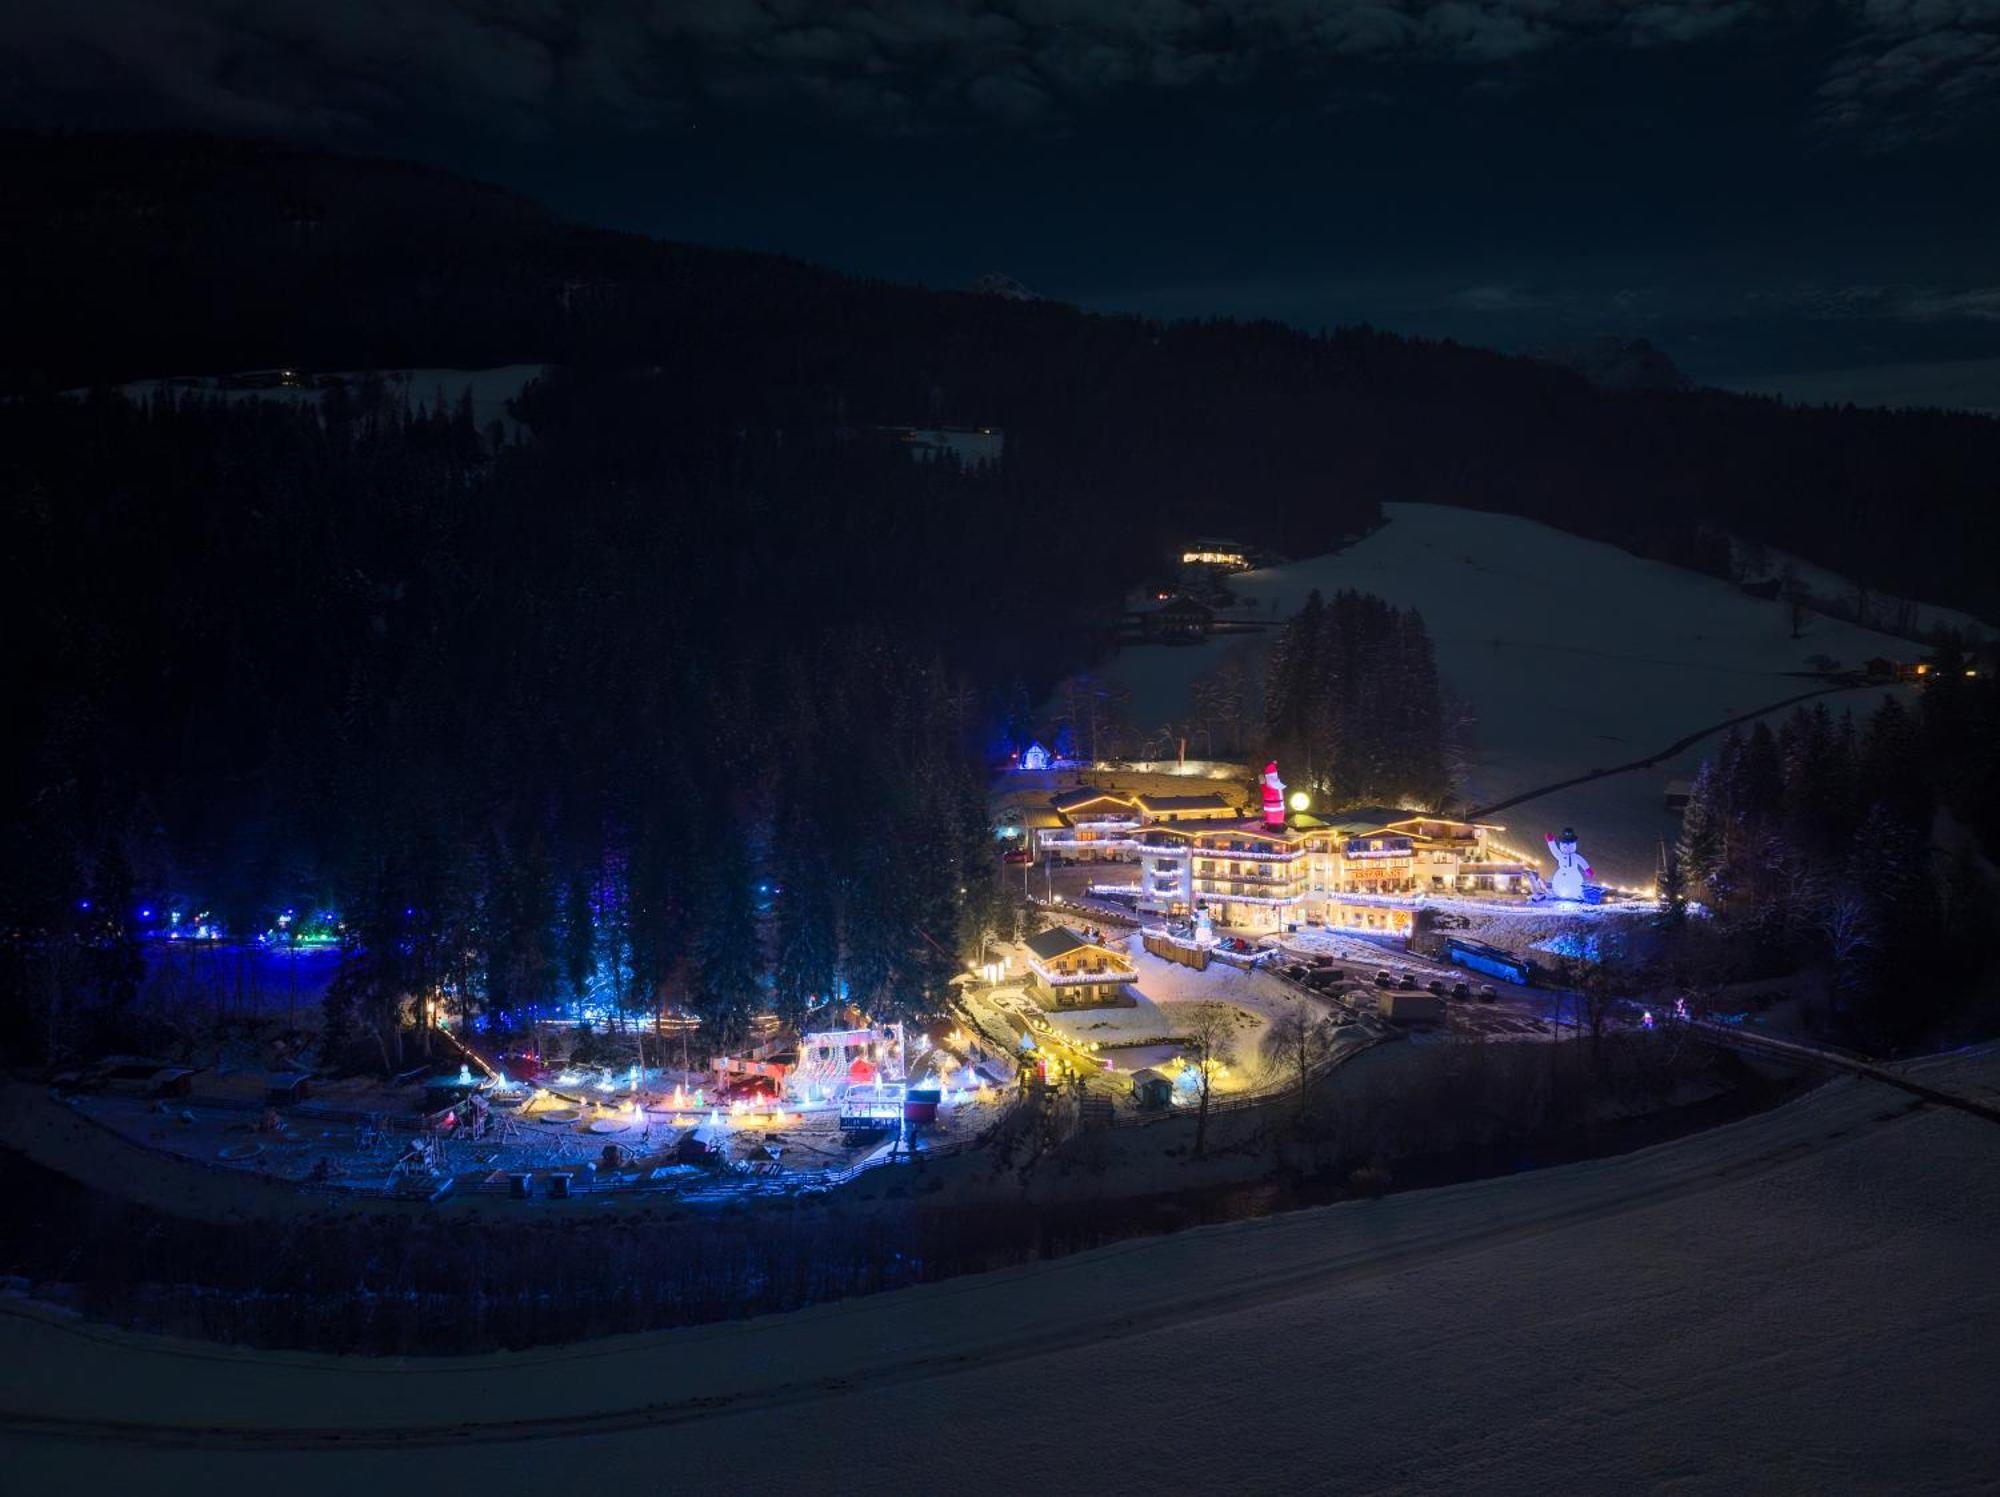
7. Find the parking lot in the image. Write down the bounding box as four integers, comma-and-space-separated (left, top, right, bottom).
1260, 935, 1560, 1044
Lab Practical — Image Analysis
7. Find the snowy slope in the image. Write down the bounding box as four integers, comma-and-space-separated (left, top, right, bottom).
1731, 536, 1996, 643
6, 1046, 1996, 1496
1104, 504, 1932, 885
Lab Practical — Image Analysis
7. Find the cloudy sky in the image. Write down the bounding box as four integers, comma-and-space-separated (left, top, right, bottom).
7, 0, 1998, 408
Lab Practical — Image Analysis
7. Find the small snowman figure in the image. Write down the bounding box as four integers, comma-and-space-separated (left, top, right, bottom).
1545, 827, 1594, 901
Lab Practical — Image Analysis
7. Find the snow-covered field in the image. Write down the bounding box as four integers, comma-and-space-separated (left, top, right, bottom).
1105, 503, 1939, 886
7, 1046, 1995, 1495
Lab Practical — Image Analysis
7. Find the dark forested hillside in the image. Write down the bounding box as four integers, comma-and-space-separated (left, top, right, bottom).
0, 373, 1115, 1063
5, 130, 1999, 622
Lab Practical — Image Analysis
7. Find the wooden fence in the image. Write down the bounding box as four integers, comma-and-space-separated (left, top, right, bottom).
1143, 931, 1209, 970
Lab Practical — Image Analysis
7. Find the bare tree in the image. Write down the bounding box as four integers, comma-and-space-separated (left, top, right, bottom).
1552, 950, 1623, 1061
1816, 886, 1879, 1003
1181, 1000, 1237, 1157
1262, 1003, 1337, 1104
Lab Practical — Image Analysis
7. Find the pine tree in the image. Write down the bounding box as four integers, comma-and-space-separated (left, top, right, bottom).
560, 875, 595, 1004
1655, 838, 1687, 930
1677, 760, 1728, 904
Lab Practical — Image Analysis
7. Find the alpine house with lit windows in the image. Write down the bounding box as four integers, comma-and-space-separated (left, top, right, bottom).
1024, 925, 1137, 1008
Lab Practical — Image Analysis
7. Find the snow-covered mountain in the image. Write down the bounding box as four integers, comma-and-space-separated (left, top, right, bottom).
1529, 335, 1691, 392
970, 272, 1043, 302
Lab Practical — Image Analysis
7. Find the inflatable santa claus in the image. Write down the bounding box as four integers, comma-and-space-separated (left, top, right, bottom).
1261, 763, 1287, 829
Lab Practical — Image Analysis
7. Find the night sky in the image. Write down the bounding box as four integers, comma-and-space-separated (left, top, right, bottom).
8, 1, 1998, 407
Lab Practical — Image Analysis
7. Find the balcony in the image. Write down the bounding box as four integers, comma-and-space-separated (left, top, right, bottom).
1194, 865, 1300, 885
1028, 958, 1134, 986
1187, 844, 1303, 862
1037, 834, 1139, 852
1191, 889, 1305, 907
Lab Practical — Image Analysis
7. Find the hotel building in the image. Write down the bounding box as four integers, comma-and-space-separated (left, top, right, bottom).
1032, 785, 1535, 935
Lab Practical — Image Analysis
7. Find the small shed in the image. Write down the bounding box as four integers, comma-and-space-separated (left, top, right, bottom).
673, 1129, 721, 1165
148, 1066, 195, 1098
1130, 1067, 1175, 1110
263, 1072, 312, 1107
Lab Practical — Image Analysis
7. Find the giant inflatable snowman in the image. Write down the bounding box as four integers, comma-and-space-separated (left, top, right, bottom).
1545, 827, 1594, 901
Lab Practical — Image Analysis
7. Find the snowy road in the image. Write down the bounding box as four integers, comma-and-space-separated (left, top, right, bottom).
5, 1046, 1997, 1493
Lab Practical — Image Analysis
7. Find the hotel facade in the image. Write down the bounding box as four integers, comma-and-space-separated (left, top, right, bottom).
1035, 785, 1537, 936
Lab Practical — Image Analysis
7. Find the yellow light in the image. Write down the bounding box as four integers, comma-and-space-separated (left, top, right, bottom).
1289, 790, 1311, 812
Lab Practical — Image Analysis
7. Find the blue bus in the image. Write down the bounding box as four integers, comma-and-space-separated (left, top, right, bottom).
1443, 936, 1532, 986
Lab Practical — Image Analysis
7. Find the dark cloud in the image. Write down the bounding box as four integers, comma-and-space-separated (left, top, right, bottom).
1787, 283, 2000, 323
4, 0, 1987, 140
1817, 2, 2000, 143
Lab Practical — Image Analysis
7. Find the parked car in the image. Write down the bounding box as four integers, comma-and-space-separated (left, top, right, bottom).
1310, 955, 1336, 969
1397, 972, 1420, 990
1373, 970, 1395, 988
1427, 978, 1450, 996
1285, 964, 1310, 982
1477, 984, 1499, 1002
1451, 982, 1472, 1001
1002, 849, 1033, 865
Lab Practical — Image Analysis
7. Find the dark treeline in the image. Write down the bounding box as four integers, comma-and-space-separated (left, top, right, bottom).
1262, 589, 1451, 809
7, 130, 2000, 623
1, 367, 1139, 1065
1670, 658, 2000, 1045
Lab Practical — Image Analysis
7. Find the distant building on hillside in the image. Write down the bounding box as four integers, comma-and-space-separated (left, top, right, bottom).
1139, 595, 1216, 642
1180, 539, 1252, 571
874, 425, 1004, 469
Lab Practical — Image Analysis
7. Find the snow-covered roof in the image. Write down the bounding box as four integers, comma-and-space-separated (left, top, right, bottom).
1051, 787, 1138, 813
1026, 926, 1093, 961
1134, 792, 1234, 813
